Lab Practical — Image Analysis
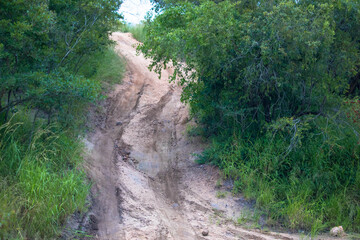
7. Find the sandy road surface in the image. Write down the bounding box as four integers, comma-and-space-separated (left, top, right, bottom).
80, 32, 301, 240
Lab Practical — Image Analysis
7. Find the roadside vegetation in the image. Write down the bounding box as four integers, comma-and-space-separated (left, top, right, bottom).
120, 23, 146, 42
0, 0, 123, 238
78, 47, 126, 88
141, 0, 360, 235
0, 117, 89, 239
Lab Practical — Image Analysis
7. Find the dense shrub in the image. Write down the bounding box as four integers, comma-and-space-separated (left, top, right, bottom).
142, 0, 360, 234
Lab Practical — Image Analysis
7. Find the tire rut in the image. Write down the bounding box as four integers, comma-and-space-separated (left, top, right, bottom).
82, 32, 303, 240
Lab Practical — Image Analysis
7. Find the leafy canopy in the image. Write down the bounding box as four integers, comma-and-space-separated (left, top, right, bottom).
0, 0, 122, 124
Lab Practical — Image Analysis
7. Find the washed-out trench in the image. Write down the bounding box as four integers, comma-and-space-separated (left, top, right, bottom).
79, 32, 301, 240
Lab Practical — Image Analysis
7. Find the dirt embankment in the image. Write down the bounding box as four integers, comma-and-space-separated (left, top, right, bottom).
78, 32, 301, 240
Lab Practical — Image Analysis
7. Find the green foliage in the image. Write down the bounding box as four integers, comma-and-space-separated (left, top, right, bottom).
198, 115, 360, 232
0, 0, 122, 124
0, 0, 124, 238
216, 191, 227, 199
143, 0, 360, 234
120, 23, 146, 43
24, 70, 102, 126
78, 47, 126, 86
0, 115, 89, 239
141, 0, 359, 133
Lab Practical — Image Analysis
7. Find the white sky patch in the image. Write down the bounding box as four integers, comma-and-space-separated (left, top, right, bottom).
120, 0, 154, 24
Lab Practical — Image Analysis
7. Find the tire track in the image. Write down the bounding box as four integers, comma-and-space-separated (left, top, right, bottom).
82, 32, 301, 240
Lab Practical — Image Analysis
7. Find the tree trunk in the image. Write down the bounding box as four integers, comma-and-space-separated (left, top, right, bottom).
262, 96, 272, 123
4, 90, 12, 121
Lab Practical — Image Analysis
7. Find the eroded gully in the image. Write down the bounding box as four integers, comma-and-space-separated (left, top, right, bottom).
82, 32, 298, 240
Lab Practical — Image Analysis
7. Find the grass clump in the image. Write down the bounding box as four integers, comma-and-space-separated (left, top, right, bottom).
216, 191, 227, 199
0, 115, 89, 239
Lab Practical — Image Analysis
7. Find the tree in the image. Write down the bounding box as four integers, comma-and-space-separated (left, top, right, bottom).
0, 0, 122, 124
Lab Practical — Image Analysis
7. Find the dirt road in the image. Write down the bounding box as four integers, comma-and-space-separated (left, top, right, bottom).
81, 32, 298, 240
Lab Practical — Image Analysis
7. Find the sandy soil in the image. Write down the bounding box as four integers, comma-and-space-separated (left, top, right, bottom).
76, 33, 341, 240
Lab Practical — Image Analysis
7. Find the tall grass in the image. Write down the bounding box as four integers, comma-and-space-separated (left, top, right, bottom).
78, 47, 126, 87
197, 115, 360, 236
0, 115, 89, 239
120, 23, 146, 42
